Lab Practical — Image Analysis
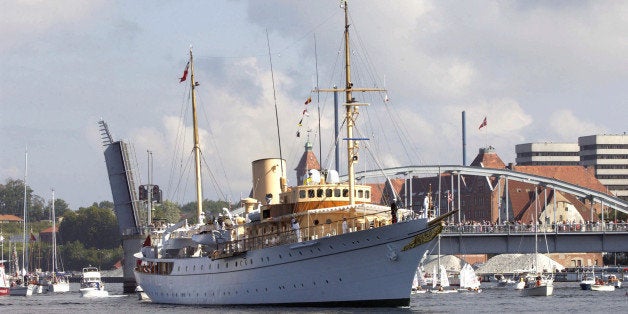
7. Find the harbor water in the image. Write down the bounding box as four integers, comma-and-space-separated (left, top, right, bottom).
1, 282, 625, 313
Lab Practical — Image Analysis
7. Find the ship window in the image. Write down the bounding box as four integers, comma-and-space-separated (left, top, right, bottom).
299, 190, 306, 198
326, 189, 332, 197
343, 189, 349, 197
334, 189, 341, 197
177, 266, 180, 271
317, 189, 323, 197
308, 189, 315, 198
365, 191, 370, 198
358, 190, 364, 198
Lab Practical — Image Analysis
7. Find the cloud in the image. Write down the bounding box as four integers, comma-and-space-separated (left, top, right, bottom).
549, 109, 607, 141
0, 0, 105, 52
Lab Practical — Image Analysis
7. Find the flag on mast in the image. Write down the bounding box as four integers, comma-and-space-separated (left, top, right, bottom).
179, 62, 190, 82
478, 116, 487, 129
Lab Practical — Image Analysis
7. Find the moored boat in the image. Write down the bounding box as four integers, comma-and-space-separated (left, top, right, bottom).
40, 190, 70, 293
0, 263, 10, 296
9, 152, 37, 297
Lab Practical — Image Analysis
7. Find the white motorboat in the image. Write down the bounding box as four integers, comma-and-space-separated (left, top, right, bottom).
522, 274, 554, 296
79, 266, 109, 298
591, 283, 615, 292
607, 274, 622, 289
579, 270, 595, 290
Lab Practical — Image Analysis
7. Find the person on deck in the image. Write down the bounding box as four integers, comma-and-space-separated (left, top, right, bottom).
391, 202, 398, 224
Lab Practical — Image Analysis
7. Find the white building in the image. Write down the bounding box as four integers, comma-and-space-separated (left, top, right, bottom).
515, 142, 580, 166
579, 134, 628, 201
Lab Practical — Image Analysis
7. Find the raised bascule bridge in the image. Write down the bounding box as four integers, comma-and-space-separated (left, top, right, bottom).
98, 120, 145, 293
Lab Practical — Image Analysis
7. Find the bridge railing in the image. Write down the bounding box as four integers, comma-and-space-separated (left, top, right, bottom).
442, 222, 628, 234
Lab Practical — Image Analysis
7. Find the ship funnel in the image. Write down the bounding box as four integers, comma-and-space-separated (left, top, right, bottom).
252, 158, 286, 205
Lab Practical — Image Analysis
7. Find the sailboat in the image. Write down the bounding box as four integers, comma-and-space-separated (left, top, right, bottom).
428, 235, 457, 294
458, 263, 481, 293
411, 266, 427, 294
0, 260, 9, 296
9, 151, 37, 297
134, 1, 453, 307
40, 190, 70, 293
522, 188, 553, 297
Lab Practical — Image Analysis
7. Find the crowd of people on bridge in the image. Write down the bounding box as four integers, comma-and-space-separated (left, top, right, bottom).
441, 219, 628, 234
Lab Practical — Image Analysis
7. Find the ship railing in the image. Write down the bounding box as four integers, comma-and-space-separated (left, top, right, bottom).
203, 210, 421, 257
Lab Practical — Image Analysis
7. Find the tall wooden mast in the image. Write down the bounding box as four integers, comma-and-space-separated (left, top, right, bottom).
316, 1, 386, 205
189, 48, 203, 224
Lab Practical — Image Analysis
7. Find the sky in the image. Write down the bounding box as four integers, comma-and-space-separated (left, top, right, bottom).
1, 0, 626, 210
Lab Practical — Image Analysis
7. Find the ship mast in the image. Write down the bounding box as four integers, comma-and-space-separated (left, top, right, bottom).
189, 48, 203, 224
316, 1, 385, 205
343, 0, 357, 205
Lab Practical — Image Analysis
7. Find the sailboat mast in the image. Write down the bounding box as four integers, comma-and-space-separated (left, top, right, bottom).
22, 149, 28, 274
51, 189, 56, 273
189, 49, 204, 224
534, 187, 538, 272
343, 0, 357, 205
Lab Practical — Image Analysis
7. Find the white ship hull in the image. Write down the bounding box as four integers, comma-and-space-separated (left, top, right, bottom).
136, 219, 439, 306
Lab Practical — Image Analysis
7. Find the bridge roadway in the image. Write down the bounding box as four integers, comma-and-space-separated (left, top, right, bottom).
437, 222, 628, 255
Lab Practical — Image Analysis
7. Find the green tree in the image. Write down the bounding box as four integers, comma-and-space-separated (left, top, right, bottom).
0, 178, 32, 216
153, 200, 181, 223
181, 199, 231, 224
59, 203, 120, 249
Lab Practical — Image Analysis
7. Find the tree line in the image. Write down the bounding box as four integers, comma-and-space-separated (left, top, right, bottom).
0, 178, 232, 271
